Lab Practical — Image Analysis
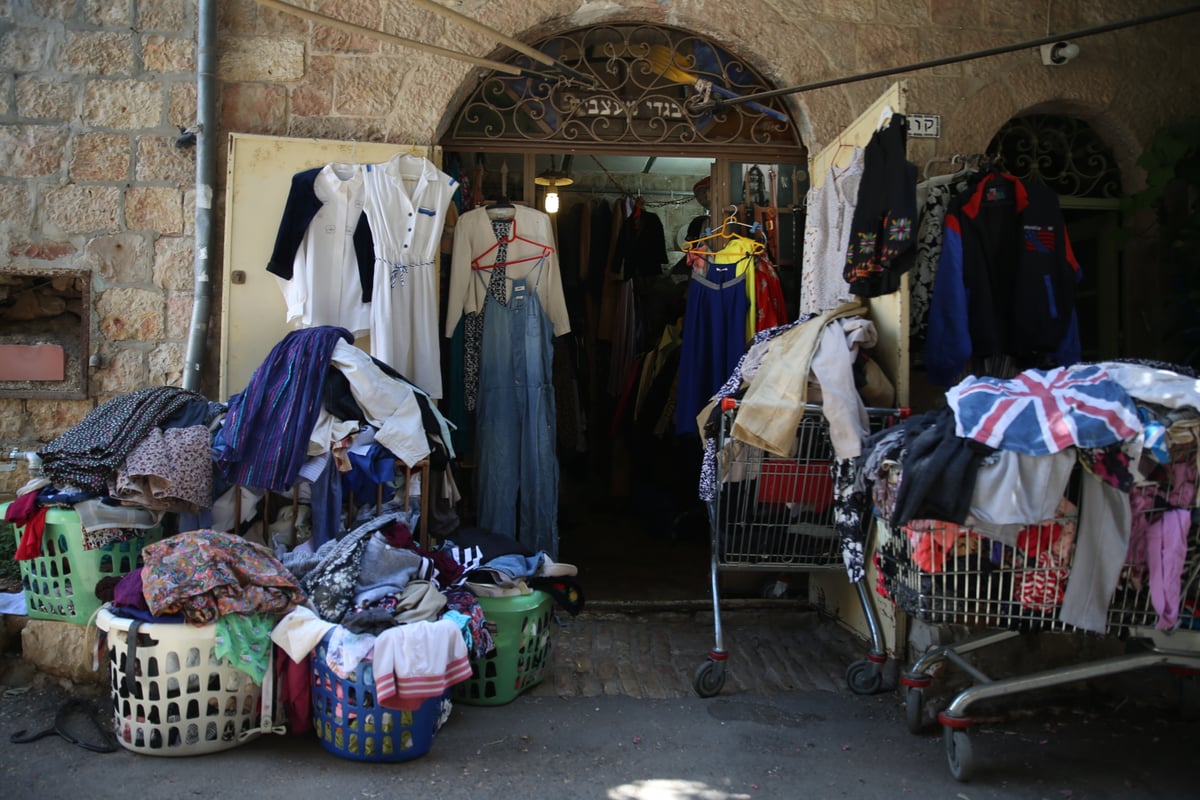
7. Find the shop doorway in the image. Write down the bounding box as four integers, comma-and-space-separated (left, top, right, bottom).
439, 24, 806, 601
440, 155, 816, 602
986, 113, 1126, 362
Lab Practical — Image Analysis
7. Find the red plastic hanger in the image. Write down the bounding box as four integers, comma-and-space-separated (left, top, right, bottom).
471, 217, 555, 270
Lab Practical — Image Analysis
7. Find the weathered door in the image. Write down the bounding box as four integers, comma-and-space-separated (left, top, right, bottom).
220, 134, 438, 399
805, 82, 909, 659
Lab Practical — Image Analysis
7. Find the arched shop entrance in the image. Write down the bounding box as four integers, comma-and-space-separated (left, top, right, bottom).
438, 24, 808, 602
986, 113, 1126, 362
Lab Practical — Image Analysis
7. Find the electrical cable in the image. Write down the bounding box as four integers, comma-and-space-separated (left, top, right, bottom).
698, 3, 1200, 111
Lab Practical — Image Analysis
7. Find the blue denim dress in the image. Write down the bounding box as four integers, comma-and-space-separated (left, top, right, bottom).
475, 263, 559, 559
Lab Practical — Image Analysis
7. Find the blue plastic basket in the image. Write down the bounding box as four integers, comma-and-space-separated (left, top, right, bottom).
310, 632, 450, 762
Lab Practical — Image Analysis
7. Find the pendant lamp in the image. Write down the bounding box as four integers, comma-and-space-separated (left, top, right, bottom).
535, 157, 573, 214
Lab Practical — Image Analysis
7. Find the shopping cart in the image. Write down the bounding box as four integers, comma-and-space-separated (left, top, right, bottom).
878, 438, 1200, 782
693, 398, 904, 697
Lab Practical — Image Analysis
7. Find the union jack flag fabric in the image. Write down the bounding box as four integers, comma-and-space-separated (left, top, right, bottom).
1024, 224, 1058, 254
946, 365, 1142, 456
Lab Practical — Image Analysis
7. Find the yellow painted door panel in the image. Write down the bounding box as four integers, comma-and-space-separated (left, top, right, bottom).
220, 134, 438, 399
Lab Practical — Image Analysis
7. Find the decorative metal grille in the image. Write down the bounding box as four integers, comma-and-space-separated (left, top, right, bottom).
987, 114, 1122, 199
444, 24, 801, 154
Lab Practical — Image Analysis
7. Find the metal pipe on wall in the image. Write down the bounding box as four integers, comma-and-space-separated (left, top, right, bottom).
183, 0, 217, 393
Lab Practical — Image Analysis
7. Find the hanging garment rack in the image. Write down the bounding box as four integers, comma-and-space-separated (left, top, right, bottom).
251, 0, 590, 83
558, 187, 697, 208
695, 3, 1200, 111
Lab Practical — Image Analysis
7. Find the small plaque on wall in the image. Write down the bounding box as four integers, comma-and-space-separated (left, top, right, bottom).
0, 344, 66, 381
907, 114, 941, 138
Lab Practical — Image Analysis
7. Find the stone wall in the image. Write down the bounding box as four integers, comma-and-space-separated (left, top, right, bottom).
2, 0, 1200, 495
0, 0, 198, 494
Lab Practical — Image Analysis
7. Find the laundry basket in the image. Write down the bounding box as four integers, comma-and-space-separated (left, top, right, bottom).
3, 503, 159, 624
311, 631, 451, 762
454, 591, 554, 706
96, 607, 262, 756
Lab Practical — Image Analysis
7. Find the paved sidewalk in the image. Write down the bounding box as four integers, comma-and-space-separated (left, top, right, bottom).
533, 601, 867, 700
4, 601, 1199, 798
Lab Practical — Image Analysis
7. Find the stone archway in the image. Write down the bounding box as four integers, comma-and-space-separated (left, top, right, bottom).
440, 23, 806, 160
987, 111, 1130, 361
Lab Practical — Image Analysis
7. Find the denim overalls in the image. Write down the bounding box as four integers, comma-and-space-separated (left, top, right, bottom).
474, 259, 559, 559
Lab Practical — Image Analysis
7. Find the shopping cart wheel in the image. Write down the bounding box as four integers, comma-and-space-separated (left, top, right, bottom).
905, 687, 926, 734
844, 659, 883, 695
943, 727, 975, 782
693, 659, 726, 698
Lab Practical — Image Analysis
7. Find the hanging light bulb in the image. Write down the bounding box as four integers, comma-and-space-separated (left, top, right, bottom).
535, 156, 572, 215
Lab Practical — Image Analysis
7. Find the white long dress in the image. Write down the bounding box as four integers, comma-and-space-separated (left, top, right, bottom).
362, 153, 458, 398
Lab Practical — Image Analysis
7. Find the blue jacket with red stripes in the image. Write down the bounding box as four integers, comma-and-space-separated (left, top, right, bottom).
925, 172, 1081, 386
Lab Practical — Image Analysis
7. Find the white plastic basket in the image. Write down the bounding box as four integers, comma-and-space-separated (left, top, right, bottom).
96, 607, 262, 756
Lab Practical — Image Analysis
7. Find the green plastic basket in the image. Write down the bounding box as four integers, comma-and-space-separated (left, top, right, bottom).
454, 590, 554, 706
4, 503, 159, 625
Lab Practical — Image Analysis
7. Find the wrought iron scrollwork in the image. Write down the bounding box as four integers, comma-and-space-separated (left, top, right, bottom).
445, 24, 799, 153
988, 114, 1122, 199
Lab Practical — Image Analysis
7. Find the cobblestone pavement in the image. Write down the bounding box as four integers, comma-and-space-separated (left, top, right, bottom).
530, 601, 867, 700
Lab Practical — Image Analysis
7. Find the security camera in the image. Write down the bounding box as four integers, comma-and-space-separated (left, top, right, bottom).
1040, 41, 1080, 66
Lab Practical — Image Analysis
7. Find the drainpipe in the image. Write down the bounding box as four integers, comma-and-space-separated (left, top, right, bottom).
183, 0, 217, 393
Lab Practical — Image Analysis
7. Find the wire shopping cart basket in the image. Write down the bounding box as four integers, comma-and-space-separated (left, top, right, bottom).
874, 437, 1200, 782
693, 397, 905, 697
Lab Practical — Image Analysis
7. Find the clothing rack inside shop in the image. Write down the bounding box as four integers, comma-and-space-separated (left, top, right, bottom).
577, 154, 704, 208
557, 185, 698, 207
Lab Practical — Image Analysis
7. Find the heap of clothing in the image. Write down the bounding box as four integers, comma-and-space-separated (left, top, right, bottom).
99, 529, 305, 686
7, 386, 224, 564
269, 517, 579, 730
93, 515, 581, 736
852, 360, 1200, 634
212, 325, 461, 546
15, 326, 462, 564
697, 300, 896, 506
11, 328, 583, 733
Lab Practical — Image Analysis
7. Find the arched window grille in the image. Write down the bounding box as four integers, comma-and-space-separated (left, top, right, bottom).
987, 114, 1122, 199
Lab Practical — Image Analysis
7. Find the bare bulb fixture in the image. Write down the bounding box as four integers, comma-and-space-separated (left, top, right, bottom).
535, 159, 573, 214
1041, 41, 1080, 66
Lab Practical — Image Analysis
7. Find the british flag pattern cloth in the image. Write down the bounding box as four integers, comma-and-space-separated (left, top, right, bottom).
946, 365, 1142, 456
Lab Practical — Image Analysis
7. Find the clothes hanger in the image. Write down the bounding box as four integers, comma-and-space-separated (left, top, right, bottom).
487, 195, 514, 211
471, 217, 556, 270
877, 103, 895, 131
486, 161, 516, 218
684, 207, 764, 255
683, 209, 736, 251
829, 131, 861, 179
917, 154, 978, 191
472, 247, 553, 271
922, 153, 962, 182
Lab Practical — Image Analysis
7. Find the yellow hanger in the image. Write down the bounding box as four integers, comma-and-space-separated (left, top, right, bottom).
683, 207, 765, 255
